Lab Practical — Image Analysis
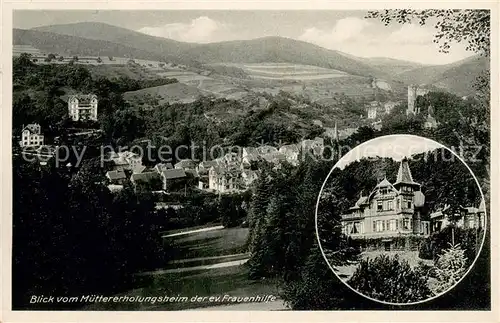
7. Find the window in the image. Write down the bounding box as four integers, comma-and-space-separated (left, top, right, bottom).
376, 220, 383, 232
389, 219, 396, 231
377, 200, 383, 211
351, 222, 360, 234
402, 196, 412, 209
388, 200, 394, 210
421, 222, 430, 235
403, 218, 410, 230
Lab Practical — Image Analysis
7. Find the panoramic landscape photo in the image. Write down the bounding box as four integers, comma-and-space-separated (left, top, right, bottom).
11, 9, 490, 311
316, 135, 486, 304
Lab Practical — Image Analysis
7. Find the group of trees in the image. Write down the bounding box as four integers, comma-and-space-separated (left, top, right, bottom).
12, 156, 164, 309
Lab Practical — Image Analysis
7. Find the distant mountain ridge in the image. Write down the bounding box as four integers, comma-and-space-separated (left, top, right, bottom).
397, 55, 489, 95
15, 22, 489, 96
27, 22, 390, 79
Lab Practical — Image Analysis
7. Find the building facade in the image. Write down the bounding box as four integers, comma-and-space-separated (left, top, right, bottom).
208, 166, 242, 193
68, 94, 98, 121
430, 202, 486, 232
341, 158, 430, 241
19, 123, 44, 147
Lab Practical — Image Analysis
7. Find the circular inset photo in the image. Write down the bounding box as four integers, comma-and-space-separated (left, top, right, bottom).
315, 135, 486, 305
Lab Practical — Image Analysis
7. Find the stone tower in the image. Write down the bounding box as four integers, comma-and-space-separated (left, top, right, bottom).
407, 85, 418, 115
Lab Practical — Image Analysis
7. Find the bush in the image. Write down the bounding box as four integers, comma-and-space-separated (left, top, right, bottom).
431, 244, 468, 295
418, 226, 482, 266
347, 254, 432, 303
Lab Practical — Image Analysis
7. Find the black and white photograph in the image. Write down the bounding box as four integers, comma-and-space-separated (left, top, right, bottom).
2, 5, 495, 319
316, 135, 486, 305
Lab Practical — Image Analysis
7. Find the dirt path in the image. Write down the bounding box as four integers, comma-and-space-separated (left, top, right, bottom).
136, 258, 249, 276
161, 225, 224, 238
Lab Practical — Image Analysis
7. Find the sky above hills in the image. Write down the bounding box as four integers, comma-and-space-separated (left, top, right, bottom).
13, 10, 474, 65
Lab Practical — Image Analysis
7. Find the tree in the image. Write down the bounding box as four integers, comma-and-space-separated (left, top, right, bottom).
47, 53, 57, 61
431, 244, 468, 295
58, 55, 64, 61
108, 56, 114, 61
366, 10, 490, 55
96, 57, 102, 63
73, 55, 79, 61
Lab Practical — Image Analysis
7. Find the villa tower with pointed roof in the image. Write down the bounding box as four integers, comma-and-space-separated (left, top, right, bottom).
340, 158, 430, 248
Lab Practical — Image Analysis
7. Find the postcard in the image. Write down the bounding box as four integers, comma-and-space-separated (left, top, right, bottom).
1, 2, 498, 322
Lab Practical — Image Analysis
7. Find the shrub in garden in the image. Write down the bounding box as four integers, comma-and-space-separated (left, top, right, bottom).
347, 254, 432, 303
431, 244, 468, 295
418, 226, 482, 266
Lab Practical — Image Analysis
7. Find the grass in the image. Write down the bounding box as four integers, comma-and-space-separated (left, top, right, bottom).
85, 265, 281, 310
124, 82, 207, 104
83, 225, 262, 310
164, 227, 250, 260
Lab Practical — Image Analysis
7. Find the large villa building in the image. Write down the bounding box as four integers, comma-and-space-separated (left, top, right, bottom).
341, 158, 430, 245
68, 94, 98, 121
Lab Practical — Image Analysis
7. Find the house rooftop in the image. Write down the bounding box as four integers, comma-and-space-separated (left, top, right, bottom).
68, 94, 97, 104
161, 168, 187, 180
155, 163, 173, 171
175, 159, 196, 168
394, 158, 420, 187
131, 171, 160, 184
132, 165, 147, 174
106, 170, 126, 180
375, 178, 392, 188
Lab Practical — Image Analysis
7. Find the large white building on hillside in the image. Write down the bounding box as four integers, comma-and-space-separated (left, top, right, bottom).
19, 123, 44, 148
68, 94, 98, 121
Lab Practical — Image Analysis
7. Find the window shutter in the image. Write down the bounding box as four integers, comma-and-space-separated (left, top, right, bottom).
373, 221, 376, 232
396, 219, 399, 230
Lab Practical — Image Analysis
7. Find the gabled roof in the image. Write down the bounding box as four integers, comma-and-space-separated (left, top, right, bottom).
375, 178, 392, 188
22, 123, 42, 134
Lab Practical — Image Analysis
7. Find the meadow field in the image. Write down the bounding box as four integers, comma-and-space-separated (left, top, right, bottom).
85, 225, 285, 311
